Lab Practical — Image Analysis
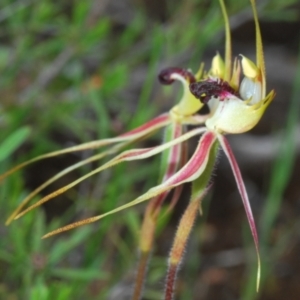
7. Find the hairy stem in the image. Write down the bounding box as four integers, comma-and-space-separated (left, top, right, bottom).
164, 198, 201, 300
132, 200, 157, 300
165, 264, 177, 300
132, 251, 150, 300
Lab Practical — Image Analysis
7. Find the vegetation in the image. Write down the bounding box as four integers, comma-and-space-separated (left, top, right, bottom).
1, 0, 299, 299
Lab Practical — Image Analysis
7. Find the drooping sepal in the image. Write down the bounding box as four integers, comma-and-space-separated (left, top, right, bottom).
4, 113, 171, 225
39, 129, 213, 239
218, 134, 261, 291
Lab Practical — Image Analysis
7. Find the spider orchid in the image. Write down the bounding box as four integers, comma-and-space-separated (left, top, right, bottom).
1, 0, 275, 299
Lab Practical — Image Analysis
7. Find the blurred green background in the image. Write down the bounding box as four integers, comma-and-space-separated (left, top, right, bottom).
1, 0, 300, 299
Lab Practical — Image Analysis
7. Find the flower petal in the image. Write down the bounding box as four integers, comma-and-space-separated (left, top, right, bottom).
161, 131, 216, 187
205, 90, 275, 134
191, 135, 219, 214
160, 123, 183, 181
0, 113, 170, 182
120, 113, 170, 138
240, 55, 260, 80
5, 142, 127, 225
250, 0, 266, 97
159, 69, 203, 117
151, 122, 183, 215
41, 130, 216, 239
218, 134, 261, 291
14, 127, 207, 221
139, 122, 183, 255
218, 0, 231, 81
164, 138, 188, 215
210, 53, 225, 79
230, 57, 241, 91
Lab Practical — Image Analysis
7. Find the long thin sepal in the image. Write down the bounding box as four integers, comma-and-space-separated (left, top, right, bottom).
250, 0, 266, 97
5, 142, 127, 225
219, 0, 232, 81
0, 113, 170, 182
163, 139, 188, 215
218, 134, 261, 291
41, 130, 215, 239
14, 127, 206, 222
151, 122, 183, 215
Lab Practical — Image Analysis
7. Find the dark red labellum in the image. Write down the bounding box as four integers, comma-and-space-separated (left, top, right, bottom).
189, 79, 237, 103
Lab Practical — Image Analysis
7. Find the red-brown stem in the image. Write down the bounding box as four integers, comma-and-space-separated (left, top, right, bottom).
132, 201, 156, 300
132, 251, 150, 300
164, 198, 200, 300
165, 264, 177, 300
133, 187, 181, 299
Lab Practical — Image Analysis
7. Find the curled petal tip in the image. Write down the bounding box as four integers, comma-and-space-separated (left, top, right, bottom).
158, 67, 204, 117
158, 67, 196, 85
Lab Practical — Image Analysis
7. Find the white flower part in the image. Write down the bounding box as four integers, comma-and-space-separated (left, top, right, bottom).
206, 97, 219, 114
240, 77, 262, 104
205, 94, 261, 134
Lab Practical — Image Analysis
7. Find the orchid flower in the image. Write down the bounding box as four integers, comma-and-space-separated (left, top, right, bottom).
1, 0, 275, 299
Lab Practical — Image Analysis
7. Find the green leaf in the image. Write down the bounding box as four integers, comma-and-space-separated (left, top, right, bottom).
0, 127, 31, 162
81, 19, 110, 48
30, 281, 49, 300
73, 1, 89, 24
50, 268, 108, 280
48, 227, 92, 264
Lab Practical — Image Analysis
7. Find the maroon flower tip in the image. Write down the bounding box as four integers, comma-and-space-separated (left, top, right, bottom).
158, 67, 196, 85
189, 79, 237, 103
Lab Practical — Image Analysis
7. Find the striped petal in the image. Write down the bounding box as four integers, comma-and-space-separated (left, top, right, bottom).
14, 127, 207, 222
151, 122, 183, 215
41, 130, 216, 239
138, 122, 184, 253
0, 113, 170, 182
163, 136, 188, 215
218, 134, 261, 291
134, 122, 184, 299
